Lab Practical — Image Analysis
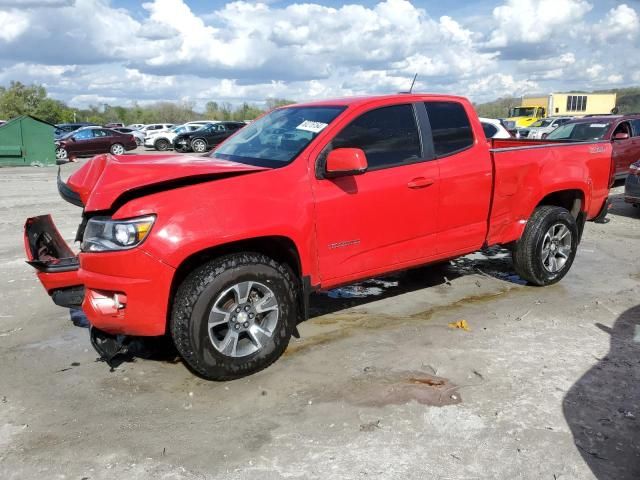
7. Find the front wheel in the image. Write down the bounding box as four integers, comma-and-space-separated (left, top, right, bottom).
171, 253, 298, 380
110, 143, 125, 155
55, 146, 68, 160
512, 206, 578, 286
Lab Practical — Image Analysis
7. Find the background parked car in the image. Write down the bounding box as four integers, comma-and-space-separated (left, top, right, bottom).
113, 127, 145, 146
127, 123, 145, 130
104, 122, 124, 128
517, 117, 573, 139
173, 121, 245, 152
54, 122, 98, 139
55, 126, 137, 160
479, 117, 512, 139
138, 123, 174, 135
145, 123, 209, 151
625, 160, 640, 208
546, 114, 640, 178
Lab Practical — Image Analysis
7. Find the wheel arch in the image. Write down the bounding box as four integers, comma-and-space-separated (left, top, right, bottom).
167, 235, 304, 325
535, 188, 585, 219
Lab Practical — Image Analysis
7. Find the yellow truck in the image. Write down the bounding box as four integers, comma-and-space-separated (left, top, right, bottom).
506, 93, 617, 127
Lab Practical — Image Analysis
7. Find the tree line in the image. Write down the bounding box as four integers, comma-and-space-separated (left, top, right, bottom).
0, 81, 295, 125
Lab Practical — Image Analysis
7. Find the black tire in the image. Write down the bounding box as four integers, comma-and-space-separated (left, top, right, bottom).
171, 253, 298, 381
512, 206, 578, 286
154, 138, 170, 151
135, 137, 142, 146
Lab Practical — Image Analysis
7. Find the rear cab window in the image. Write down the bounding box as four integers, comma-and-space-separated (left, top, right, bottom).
424, 101, 474, 157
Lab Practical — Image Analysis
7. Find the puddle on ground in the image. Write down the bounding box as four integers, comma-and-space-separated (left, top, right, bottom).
324, 279, 400, 299
319, 370, 462, 407
287, 286, 513, 356
449, 247, 527, 285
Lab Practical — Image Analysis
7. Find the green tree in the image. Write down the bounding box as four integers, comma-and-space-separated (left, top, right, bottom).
265, 98, 296, 110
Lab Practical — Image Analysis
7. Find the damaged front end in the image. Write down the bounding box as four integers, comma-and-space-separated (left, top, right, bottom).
24, 214, 83, 308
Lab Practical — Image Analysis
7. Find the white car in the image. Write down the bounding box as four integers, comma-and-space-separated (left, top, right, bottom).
518, 117, 573, 139
479, 117, 512, 139
126, 123, 145, 130
144, 123, 209, 151
139, 123, 175, 136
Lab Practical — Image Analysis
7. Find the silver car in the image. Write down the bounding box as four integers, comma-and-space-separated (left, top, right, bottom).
519, 117, 573, 139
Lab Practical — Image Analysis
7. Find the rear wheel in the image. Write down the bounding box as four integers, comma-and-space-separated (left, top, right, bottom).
512, 206, 578, 286
110, 143, 125, 155
171, 253, 297, 380
154, 138, 170, 151
191, 138, 208, 153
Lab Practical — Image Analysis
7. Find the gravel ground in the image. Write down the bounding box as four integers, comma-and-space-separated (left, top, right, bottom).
0, 153, 638, 480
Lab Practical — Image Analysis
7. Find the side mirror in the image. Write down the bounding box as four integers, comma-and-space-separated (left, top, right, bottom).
614, 132, 629, 140
69, 136, 77, 142
325, 148, 368, 178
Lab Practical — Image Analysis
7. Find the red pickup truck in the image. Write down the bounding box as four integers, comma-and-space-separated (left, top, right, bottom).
24, 94, 612, 380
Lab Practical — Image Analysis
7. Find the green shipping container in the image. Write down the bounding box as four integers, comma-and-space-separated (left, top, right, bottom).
0, 115, 56, 166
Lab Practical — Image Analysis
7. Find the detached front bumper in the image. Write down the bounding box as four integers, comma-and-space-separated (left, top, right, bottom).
24, 215, 175, 336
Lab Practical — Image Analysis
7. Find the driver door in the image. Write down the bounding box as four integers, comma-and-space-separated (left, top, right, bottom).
311, 103, 440, 285
71, 129, 95, 155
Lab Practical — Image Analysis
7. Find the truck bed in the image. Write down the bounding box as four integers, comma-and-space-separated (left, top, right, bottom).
485, 138, 613, 246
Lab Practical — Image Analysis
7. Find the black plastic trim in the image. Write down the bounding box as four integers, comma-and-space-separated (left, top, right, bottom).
51, 286, 85, 308
57, 168, 84, 207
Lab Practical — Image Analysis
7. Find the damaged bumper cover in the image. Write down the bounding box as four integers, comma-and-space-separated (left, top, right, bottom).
24, 214, 175, 337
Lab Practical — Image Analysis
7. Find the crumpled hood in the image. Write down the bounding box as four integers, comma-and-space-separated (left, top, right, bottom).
64, 153, 268, 211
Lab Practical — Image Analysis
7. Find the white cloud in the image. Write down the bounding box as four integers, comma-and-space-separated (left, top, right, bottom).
486, 0, 592, 47
0, 11, 29, 41
596, 4, 639, 42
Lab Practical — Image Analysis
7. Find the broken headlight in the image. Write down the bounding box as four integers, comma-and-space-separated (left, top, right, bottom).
81, 215, 156, 252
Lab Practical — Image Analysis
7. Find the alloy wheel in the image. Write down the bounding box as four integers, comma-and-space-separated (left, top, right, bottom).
208, 281, 279, 358
541, 223, 572, 273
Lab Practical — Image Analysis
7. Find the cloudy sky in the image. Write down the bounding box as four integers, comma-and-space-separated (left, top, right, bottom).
0, 0, 638, 109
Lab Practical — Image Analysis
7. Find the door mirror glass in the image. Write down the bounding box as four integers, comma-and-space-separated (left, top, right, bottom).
614, 132, 630, 140
325, 148, 368, 178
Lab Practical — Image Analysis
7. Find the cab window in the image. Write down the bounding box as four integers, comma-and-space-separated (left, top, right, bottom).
424, 101, 474, 157
328, 104, 421, 170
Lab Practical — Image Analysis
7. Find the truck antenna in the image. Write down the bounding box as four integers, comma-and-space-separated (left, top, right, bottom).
409, 73, 418, 93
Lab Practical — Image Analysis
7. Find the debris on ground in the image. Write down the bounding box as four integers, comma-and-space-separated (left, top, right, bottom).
359, 420, 381, 432
448, 319, 470, 331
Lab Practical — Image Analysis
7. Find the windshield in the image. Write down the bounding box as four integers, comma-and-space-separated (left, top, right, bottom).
531, 119, 553, 128
211, 106, 346, 167
510, 107, 536, 117
546, 121, 611, 141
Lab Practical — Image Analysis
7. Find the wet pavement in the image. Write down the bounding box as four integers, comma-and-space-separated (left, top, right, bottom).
0, 162, 639, 479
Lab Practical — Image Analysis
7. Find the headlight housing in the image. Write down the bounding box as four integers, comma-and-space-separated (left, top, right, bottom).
81, 215, 156, 252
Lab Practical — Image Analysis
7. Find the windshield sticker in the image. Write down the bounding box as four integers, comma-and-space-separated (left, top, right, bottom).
296, 120, 328, 133
589, 123, 607, 128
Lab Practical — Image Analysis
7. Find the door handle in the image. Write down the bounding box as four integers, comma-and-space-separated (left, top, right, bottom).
407, 177, 435, 189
